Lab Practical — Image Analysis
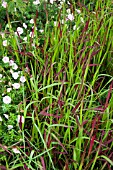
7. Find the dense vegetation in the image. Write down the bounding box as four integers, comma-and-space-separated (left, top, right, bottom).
0, 0, 113, 169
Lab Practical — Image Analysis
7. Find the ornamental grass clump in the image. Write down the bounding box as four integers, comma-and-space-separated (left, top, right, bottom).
0, 0, 113, 169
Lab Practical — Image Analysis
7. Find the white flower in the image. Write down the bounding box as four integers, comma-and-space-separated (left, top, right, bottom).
8, 82, 12, 86
67, 9, 71, 14
80, 17, 84, 23
8, 125, 13, 130
61, 20, 64, 24
67, 14, 74, 21
0, 32, 5, 38
3, 114, 9, 119
17, 115, 24, 123
32, 43, 35, 47
39, 29, 44, 33
23, 37, 27, 41
30, 19, 34, 24
0, 74, 3, 78
7, 88, 12, 92
54, 21, 57, 26
9, 60, 14, 66
12, 83, 20, 89
17, 27, 23, 35
18, 71, 21, 74
92, 12, 96, 14
0, 116, 2, 121
2, 56, 9, 63
12, 63, 18, 70
12, 72, 19, 79
32, 26, 37, 30
29, 32, 32, 37
3, 40, 8, 46
50, 0, 54, 4
15, 32, 18, 36
75, 9, 81, 14
23, 23, 27, 29
33, 0, 40, 5
10, 69, 13, 74
3, 96, 11, 104
12, 148, 21, 154
73, 25, 76, 30
29, 31, 34, 37
20, 76, 26, 83
2, 2, 7, 8
60, 1, 64, 5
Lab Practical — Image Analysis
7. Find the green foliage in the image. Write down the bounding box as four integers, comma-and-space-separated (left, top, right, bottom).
0, 0, 113, 169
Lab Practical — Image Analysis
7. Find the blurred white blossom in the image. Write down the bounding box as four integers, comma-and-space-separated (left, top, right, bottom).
16, 27, 23, 35
12, 63, 18, 70
2, 56, 9, 63
39, 29, 44, 33
9, 60, 14, 66
0, 116, 2, 121
0, 32, 5, 38
7, 88, 12, 92
3, 96, 11, 104
12, 72, 19, 79
67, 9, 71, 14
2, 1, 7, 8
17, 115, 24, 123
67, 14, 74, 21
33, 0, 40, 5
23, 37, 27, 41
30, 19, 34, 24
54, 21, 57, 26
23, 23, 27, 29
73, 25, 76, 30
8, 125, 13, 130
80, 17, 84, 23
0, 74, 3, 78
29, 31, 34, 37
12, 148, 21, 154
3, 40, 8, 46
75, 9, 81, 14
3, 114, 9, 119
50, 0, 54, 4
20, 76, 26, 83
12, 83, 20, 89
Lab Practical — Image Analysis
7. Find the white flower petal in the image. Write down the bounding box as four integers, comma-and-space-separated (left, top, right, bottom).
17, 27, 23, 35
17, 115, 24, 123
3, 40, 8, 46
2, 2, 7, 8
2, 56, 9, 63
20, 76, 26, 83
23, 23, 27, 29
4, 114, 9, 119
67, 14, 74, 21
33, 0, 40, 5
0, 116, 2, 121
3, 96, 11, 104
8, 125, 13, 130
30, 19, 34, 24
7, 88, 12, 92
0, 74, 3, 78
12, 148, 21, 154
12, 83, 20, 89
12, 72, 19, 79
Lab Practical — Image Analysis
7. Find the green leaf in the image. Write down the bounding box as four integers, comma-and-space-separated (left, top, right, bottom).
100, 155, 113, 166
8, 1, 15, 13
16, 0, 26, 14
